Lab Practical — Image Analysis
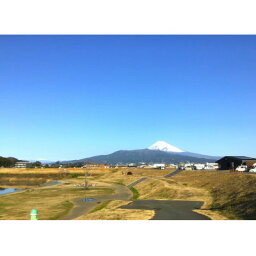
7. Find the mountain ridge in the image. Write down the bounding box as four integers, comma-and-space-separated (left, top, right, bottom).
62, 148, 220, 165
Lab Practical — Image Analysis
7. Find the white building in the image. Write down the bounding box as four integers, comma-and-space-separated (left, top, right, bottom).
152, 163, 166, 169
193, 164, 205, 170
14, 162, 30, 168
205, 163, 219, 169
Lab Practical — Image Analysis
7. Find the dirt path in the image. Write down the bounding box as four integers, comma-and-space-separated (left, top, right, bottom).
62, 183, 133, 220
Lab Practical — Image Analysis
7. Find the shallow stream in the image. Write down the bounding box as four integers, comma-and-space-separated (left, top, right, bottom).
0, 180, 61, 196
0, 188, 21, 195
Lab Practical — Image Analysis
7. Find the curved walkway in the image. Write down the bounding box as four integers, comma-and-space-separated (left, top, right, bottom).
164, 168, 183, 178
62, 169, 210, 220
62, 184, 133, 220
120, 200, 210, 220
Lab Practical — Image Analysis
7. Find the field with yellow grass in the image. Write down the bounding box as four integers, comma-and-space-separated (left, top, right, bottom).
1, 167, 256, 220
168, 171, 256, 219
96, 169, 256, 220
0, 167, 172, 220
0, 167, 110, 188
0, 167, 108, 175
0, 181, 114, 220
0, 167, 116, 219
98, 167, 172, 185
132, 177, 226, 220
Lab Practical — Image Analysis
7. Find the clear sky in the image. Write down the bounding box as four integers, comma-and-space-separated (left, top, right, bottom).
0, 35, 255, 160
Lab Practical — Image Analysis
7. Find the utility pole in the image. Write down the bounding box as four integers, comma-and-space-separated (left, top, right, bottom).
84, 169, 87, 201
84, 169, 87, 190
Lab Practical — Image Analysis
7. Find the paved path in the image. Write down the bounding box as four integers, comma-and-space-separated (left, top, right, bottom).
120, 200, 210, 220
127, 169, 182, 188
164, 169, 183, 178
62, 184, 133, 220
127, 177, 147, 187
63, 169, 211, 220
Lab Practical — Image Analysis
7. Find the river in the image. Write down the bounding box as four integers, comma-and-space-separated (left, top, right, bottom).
0, 188, 21, 195
0, 180, 61, 196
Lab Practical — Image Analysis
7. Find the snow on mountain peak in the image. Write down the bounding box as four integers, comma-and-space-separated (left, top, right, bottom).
148, 141, 185, 153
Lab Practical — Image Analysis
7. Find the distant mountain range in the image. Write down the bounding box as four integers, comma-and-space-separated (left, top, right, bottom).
62, 141, 220, 164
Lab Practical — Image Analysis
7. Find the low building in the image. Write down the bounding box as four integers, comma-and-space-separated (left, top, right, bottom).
128, 163, 138, 167
14, 161, 30, 168
216, 156, 256, 170
152, 163, 166, 169
168, 164, 178, 168
206, 163, 219, 169
193, 163, 205, 170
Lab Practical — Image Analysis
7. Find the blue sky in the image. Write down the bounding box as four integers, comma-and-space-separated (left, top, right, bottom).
0, 35, 255, 160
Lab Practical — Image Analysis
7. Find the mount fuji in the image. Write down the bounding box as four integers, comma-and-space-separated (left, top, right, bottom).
148, 141, 219, 160
148, 141, 185, 153
62, 141, 220, 164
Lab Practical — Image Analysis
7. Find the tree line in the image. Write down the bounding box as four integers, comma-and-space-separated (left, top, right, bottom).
0, 157, 18, 167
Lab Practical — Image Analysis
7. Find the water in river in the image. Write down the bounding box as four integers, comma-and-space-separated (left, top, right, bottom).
0, 180, 60, 196
0, 188, 18, 195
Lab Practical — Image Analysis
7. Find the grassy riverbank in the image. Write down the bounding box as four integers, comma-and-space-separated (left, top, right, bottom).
0, 183, 114, 220
1, 168, 256, 220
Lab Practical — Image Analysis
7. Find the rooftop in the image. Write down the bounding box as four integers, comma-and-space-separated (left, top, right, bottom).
218, 156, 256, 161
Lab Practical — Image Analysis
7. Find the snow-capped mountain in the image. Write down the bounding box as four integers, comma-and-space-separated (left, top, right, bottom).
62, 140, 220, 164
148, 141, 185, 153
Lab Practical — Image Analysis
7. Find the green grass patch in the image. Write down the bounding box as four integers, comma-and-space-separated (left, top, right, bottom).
90, 200, 111, 213
113, 182, 125, 186
111, 169, 120, 173
69, 173, 80, 178
130, 187, 139, 200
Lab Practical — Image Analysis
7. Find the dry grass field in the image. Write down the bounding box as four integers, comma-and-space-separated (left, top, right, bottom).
125, 171, 256, 220
133, 177, 226, 220
0, 167, 141, 220
0, 167, 110, 175
99, 167, 173, 185
0, 167, 112, 188
134, 178, 208, 201
93, 170, 256, 220
168, 171, 256, 219
1, 167, 256, 220
0, 180, 114, 220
